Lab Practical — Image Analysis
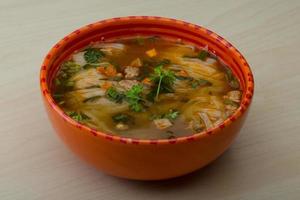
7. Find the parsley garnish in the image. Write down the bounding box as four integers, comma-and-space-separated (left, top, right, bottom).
125, 84, 144, 112
149, 65, 176, 101
66, 111, 90, 122
191, 79, 212, 89
106, 87, 125, 103
150, 109, 180, 121
112, 113, 134, 124
198, 49, 209, 61
106, 85, 145, 112
224, 67, 240, 89
84, 48, 104, 63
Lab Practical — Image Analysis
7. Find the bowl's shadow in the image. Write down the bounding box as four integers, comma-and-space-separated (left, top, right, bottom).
115, 148, 241, 195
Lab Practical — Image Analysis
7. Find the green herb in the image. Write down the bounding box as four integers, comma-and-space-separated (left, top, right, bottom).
58, 101, 65, 105
164, 109, 180, 120
112, 113, 134, 124
158, 59, 171, 66
106, 87, 125, 103
150, 109, 180, 121
67, 111, 90, 122
149, 65, 176, 101
53, 93, 64, 99
191, 79, 212, 89
143, 59, 170, 68
135, 37, 145, 45
175, 75, 193, 81
54, 78, 61, 86
84, 48, 104, 63
198, 49, 209, 61
225, 67, 240, 89
82, 63, 99, 69
183, 55, 197, 59
85, 85, 101, 89
166, 130, 175, 139
148, 36, 160, 43
125, 84, 144, 112
65, 81, 74, 87
224, 99, 239, 107
83, 95, 102, 103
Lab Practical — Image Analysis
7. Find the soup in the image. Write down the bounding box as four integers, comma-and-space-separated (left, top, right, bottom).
52, 36, 242, 139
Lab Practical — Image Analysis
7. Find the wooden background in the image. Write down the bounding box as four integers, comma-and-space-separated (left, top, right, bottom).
1, 0, 299, 199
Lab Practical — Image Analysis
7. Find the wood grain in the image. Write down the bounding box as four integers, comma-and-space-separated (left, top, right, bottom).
0, 0, 300, 199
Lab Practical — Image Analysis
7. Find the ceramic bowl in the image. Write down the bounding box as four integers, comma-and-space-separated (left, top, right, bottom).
40, 16, 254, 180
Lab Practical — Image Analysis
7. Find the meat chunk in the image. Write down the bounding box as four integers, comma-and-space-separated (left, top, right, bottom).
227, 90, 242, 103
72, 51, 87, 66
124, 66, 139, 79
200, 108, 222, 121
118, 80, 139, 91
198, 112, 213, 129
153, 118, 172, 130
70, 68, 107, 89
115, 123, 129, 131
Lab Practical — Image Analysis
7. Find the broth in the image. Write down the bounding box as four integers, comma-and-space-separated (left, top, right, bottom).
52, 36, 242, 139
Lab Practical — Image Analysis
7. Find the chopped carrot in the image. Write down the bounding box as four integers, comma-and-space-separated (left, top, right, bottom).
102, 81, 112, 89
178, 70, 189, 77
97, 65, 117, 77
130, 58, 142, 67
97, 66, 106, 74
105, 65, 117, 77
142, 78, 152, 85
146, 48, 157, 57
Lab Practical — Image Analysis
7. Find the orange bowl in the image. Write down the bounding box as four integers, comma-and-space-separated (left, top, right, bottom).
40, 16, 254, 180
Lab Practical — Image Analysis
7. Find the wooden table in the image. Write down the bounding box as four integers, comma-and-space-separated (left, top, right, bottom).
1, 0, 299, 199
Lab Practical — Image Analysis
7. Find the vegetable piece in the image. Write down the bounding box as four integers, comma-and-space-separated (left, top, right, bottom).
102, 81, 112, 90
125, 84, 144, 112
135, 37, 144, 46
175, 75, 193, 81
198, 45, 209, 61
164, 109, 180, 121
198, 112, 213, 129
166, 130, 175, 139
149, 65, 176, 101
97, 64, 117, 77
84, 48, 104, 63
115, 123, 129, 130
227, 90, 242, 103
224, 67, 240, 89
142, 78, 152, 85
224, 99, 239, 107
105, 65, 117, 77
151, 109, 180, 121
106, 87, 125, 103
177, 70, 189, 77
66, 111, 90, 122
54, 78, 61, 86
198, 49, 209, 61
146, 48, 157, 57
191, 79, 212, 89
153, 118, 172, 130
130, 58, 143, 67
112, 113, 134, 124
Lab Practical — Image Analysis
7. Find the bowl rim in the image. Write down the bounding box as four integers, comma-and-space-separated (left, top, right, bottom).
40, 16, 254, 145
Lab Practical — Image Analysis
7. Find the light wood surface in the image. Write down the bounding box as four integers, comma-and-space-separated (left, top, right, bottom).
1, 0, 300, 199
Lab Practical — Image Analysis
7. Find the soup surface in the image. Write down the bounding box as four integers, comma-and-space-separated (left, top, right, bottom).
52, 36, 242, 139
